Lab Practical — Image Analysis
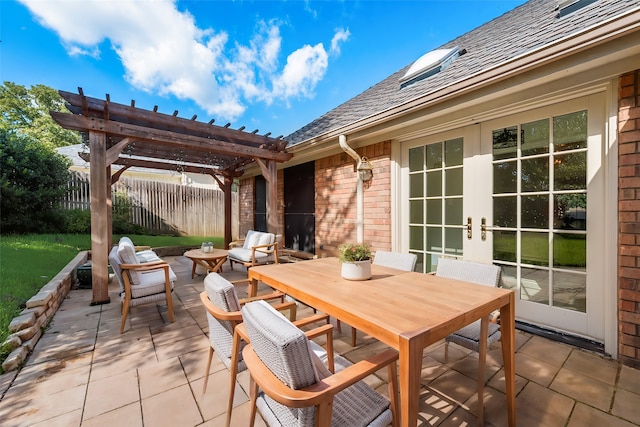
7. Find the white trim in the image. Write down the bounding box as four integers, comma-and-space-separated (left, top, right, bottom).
391, 141, 402, 251
605, 77, 620, 358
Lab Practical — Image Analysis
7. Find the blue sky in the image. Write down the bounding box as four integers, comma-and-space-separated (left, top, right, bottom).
2, 0, 526, 138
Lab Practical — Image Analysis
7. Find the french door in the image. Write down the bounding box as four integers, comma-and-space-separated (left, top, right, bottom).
403, 95, 606, 342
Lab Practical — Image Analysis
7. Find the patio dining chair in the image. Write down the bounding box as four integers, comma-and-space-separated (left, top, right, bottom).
241, 299, 399, 427
435, 257, 502, 425
200, 273, 329, 427
343, 250, 418, 346
109, 242, 176, 333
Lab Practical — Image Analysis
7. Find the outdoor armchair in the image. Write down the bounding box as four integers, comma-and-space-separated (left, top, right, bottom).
109, 241, 176, 334
228, 230, 280, 270
241, 299, 399, 427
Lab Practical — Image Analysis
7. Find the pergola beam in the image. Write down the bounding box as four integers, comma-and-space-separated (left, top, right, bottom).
52, 113, 292, 162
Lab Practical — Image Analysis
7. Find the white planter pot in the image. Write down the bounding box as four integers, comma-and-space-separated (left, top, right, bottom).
341, 260, 372, 281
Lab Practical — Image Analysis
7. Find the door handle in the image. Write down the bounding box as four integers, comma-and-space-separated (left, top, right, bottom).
481, 217, 488, 241
467, 217, 472, 240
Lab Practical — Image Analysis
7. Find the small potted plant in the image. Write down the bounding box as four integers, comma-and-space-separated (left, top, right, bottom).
338, 242, 372, 280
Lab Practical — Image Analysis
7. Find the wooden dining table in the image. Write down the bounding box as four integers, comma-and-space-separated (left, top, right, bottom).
248, 257, 516, 427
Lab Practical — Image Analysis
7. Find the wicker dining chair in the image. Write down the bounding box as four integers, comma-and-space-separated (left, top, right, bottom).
344, 251, 418, 346
241, 300, 399, 427
435, 257, 502, 425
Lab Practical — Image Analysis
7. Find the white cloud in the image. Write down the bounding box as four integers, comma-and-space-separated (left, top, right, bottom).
330, 28, 350, 56
18, 0, 348, 122
273, 44, 328, 101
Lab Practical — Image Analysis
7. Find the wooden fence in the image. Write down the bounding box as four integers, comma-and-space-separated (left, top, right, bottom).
62, 172, 238, 237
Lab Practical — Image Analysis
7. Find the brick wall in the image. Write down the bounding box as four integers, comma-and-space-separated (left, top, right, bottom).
238, 177, 254, 237
238, 169, 285, 237
315, 141, 392, 258
618, 69, 640, 369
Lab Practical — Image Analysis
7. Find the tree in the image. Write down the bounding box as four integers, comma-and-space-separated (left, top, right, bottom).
0, 129, 72, 233
0, 82, 81, 148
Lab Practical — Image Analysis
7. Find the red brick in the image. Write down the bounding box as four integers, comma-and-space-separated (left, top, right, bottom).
620, 278, 638, 290
620, 300, 637, 312
620, 255, 637, 267
620, 118, 638, 133
620, 334, 640, 348
620, 130, 640, 144
619, 177, 640, 188
620, 73, 636, 87
620, 322, 637, 335
619, 212, 638, 223
619, 152, 640, 166
619, 200, 640, 212
619, 165, 638, 177
621, 86, 637, 99
620, 344, 636, 358
620, 289, 640, 302
621, 310, 640, 324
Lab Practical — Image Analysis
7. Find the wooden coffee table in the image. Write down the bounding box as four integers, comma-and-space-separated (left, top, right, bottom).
184, 248, 229, 278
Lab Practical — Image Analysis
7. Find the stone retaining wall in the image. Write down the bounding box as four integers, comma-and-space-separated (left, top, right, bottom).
1, 251, 88, 372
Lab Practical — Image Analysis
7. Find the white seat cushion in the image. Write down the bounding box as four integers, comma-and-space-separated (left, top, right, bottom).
228, 247, 270, 263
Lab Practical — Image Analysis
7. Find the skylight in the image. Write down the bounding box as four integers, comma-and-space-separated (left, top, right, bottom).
400, 46, 460, 87
557, 0, 597, 17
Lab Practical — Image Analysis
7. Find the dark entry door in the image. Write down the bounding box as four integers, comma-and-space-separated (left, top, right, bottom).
284, 162, 315, 253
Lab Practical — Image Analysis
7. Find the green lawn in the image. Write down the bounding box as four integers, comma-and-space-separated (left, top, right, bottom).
0, 234, 223, 366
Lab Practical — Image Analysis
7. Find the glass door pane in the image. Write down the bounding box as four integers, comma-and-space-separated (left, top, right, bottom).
409, 137, 464, 272
492, 110, 588, 313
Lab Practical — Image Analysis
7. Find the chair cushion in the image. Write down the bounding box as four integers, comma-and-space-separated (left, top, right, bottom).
119, 237, 160, 263
246, 301, 392, 427
242, 300, 319, 388
134, 249, 161, 263
109, 246, 125, 292
129, 274, 174, 299
243, 230, 275, 250
204, 273, 244, 369
228, 247, 270, 263
446, 320, 502, 352
118, 239, 142, 284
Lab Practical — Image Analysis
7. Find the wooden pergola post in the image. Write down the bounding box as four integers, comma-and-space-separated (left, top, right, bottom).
88, 131, 110, 305
212, 174, 234, 248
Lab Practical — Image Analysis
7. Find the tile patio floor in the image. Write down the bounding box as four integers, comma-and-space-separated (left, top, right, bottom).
1, 255, 639, 426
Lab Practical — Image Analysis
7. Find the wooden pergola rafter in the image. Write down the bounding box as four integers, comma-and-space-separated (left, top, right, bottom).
51, 88, 292, 305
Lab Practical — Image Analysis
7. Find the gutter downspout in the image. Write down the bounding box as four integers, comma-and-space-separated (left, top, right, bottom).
339, 135, 364, 243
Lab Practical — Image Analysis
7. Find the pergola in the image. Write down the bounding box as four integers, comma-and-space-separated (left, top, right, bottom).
51, 88, 292, 305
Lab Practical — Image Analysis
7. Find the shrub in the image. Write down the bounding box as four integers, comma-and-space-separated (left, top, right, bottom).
0, 130, 71, 233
